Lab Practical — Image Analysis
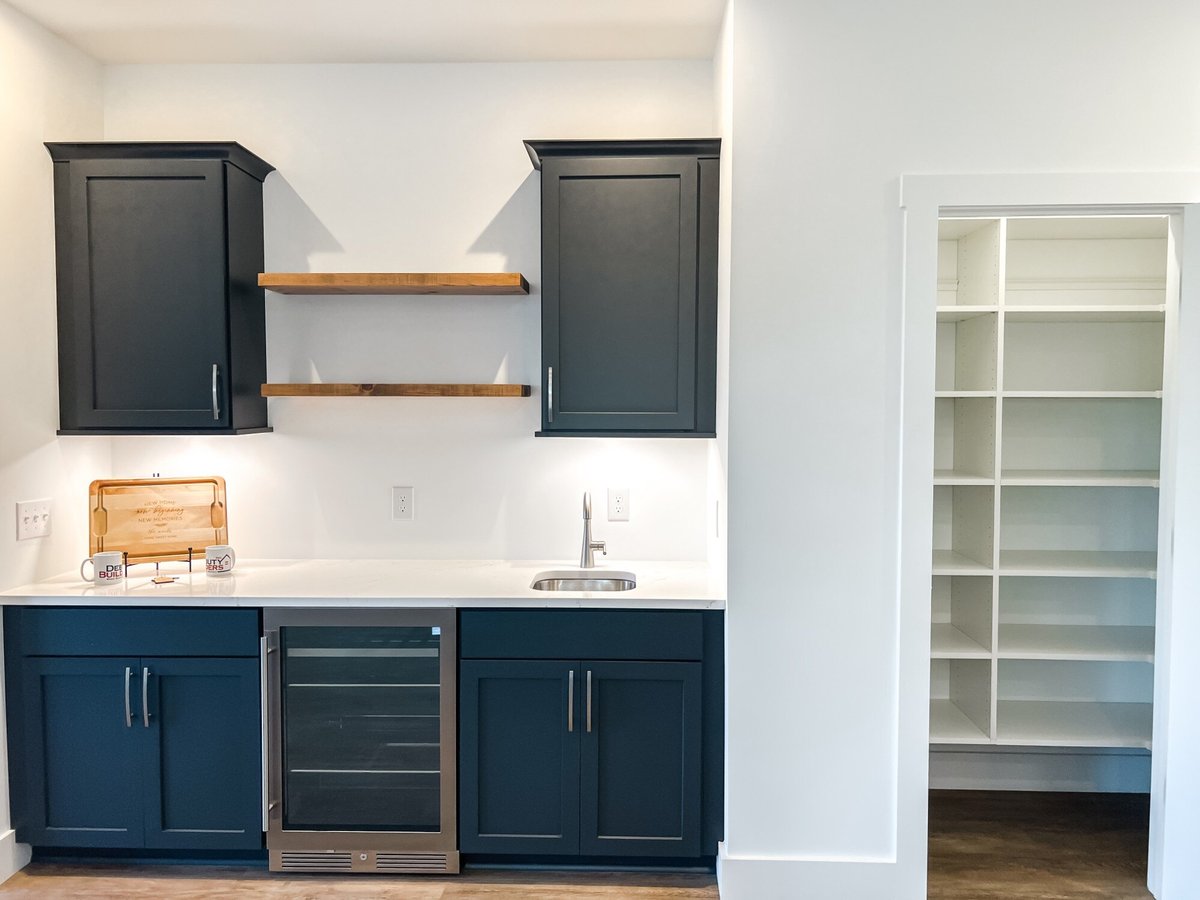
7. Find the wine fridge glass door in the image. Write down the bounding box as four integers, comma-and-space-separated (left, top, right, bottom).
279, 623, 444, 832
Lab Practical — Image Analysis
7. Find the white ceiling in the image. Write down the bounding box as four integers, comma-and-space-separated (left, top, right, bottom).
8, 0, 726, 64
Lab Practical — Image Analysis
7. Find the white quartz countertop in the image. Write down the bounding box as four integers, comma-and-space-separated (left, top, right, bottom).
0, 559, 725, 609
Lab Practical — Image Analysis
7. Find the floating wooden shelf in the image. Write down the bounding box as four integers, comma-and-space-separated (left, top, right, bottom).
258, 272, 530, 295
261, 383, 531, 398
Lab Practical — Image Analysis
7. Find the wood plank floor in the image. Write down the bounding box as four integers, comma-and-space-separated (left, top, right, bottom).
0, 791, 1152, 898
0, 865, 719, 899
928, 790, 1153, 900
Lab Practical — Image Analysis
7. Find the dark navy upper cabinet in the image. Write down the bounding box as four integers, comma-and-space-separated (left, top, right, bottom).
526, 140, 720, 437
459, 609, 722, 861
4, 608, 263, 852
45, 143, 274, 435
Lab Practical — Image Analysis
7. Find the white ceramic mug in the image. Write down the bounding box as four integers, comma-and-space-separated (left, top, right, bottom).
81, 551, 125, 584
205, 544, 236, 576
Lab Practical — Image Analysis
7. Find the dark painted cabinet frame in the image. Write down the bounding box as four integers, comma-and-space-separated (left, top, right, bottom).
526, 139, 720, 437
46, 142, 274, 434
3, 608, 264, 851
458, 609, 723, 862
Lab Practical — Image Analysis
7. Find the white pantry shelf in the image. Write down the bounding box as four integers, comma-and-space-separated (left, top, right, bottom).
999, 469, 1159, 487
933, 550, 993, 576
998, 550, 1156, 579
995, 700, 1152, 750
937, 305, 999, 322
931, 624, 990, 659
935, 390, 998, 399
1003, 304, 1165, 323
997, 624, 1155, 663
1002, 390, 1162, 399
934, 469, 995, 486
930, 699, 991, 744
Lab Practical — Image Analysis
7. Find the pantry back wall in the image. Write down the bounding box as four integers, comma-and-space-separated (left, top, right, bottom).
101, 61, 718, 560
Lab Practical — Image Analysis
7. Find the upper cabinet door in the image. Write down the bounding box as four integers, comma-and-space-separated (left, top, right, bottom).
59, 158, 231, 430
536, 143, 719, 436
47, 142, 274, 435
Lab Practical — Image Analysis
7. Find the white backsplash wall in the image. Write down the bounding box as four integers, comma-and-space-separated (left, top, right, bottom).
102, 61, 716, 562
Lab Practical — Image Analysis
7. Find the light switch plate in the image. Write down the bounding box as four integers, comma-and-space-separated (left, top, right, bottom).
16, 499, 51, 540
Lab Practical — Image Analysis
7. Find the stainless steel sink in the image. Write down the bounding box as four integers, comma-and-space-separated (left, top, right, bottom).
530, 569, 637, 592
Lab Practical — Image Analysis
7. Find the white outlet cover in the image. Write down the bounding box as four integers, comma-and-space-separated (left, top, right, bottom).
607, 488, 630, 521
16, 499, 51, 540
392, 486, 415, 521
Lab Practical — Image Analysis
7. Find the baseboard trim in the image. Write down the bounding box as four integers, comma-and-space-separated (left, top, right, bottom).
717, 842, 923, 900
930, 746, 1151, 793
0, 831, 31, 884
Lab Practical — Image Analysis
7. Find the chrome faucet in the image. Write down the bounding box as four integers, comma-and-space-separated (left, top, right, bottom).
580, 492, 607, 568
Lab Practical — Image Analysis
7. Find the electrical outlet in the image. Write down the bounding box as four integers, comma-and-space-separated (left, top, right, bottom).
607, 488, 630, 522
16, 499, 51, 540
392, 486, 415, 521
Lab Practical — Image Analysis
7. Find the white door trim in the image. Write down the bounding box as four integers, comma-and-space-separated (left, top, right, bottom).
898, 172, 1200, 900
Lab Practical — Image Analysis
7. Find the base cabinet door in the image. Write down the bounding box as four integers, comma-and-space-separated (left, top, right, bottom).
459, 660, 580, 853
16, 657, 145, 847
579, 661, 702, 857
142, 657, 263, 849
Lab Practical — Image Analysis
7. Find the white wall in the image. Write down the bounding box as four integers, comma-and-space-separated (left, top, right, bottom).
707, 0, 733, 580
721, 1, 1200, 898
101, 62, 716, 562
0, 1, 107, 594
0, 0, 104, 879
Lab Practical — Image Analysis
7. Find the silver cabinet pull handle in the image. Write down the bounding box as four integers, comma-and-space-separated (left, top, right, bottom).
211, 363, 221, 421
260, 636, 270, 833
547, 366, 554, 423
123, 666, 133, 727
586, 669, 593, 733
142, 667, 151, 728
568, 669, 574, 732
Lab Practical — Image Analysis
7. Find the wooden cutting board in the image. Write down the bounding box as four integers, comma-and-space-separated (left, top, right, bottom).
89, 477, 227, 564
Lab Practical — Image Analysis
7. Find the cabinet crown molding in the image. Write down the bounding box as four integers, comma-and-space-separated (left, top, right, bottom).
45, 141, 275, 182
523, 138, 721, 170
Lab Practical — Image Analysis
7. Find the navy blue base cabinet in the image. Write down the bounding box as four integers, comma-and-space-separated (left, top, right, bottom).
4, 608, 263, 851
459, 610, 722, 861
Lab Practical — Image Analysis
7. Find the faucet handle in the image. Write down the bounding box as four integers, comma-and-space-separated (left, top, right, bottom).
591, 540, 607, 557
582, 491, 592, 520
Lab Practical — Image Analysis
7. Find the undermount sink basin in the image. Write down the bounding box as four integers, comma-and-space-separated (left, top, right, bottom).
530, 569, 637, 592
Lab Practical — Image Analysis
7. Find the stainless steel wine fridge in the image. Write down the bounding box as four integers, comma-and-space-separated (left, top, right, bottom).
264, 608, 458, 873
